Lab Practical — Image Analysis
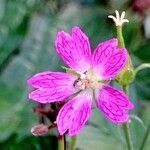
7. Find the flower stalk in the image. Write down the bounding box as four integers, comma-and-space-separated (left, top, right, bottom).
116, 25, 125, 48
109, 10, 134, 150
122, 85, 133, 150
58, 135, 65, 150
119, 23, 134, 150
122, 122, 133, 150
70, 136, 77, 150
109, 10, 134, 86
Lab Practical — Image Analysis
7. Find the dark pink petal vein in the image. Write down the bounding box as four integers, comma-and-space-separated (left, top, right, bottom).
56, 92, 92, 136
27, 72, 77, 103
92, 38, 127, 80
55, 26, 92, 73
96, 85, 134, 123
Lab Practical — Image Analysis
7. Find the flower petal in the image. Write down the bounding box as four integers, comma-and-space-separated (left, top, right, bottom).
96, 85, 134, 123
55, 26, 92, 73
92, 38, 127, 80
56, 92, 92, 136
27, 72, 77, 103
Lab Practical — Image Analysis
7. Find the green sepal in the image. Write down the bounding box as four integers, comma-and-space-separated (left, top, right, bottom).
61, 66, 80, 77
116, 68, 134, 85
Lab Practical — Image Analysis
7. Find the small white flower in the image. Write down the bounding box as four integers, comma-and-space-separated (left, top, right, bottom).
108, 10, 129, 26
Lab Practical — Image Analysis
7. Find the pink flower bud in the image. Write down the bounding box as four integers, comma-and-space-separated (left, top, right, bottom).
31, 124, 49, 136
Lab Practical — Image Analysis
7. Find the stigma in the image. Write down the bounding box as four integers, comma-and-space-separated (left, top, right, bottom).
74, 69, 100, 90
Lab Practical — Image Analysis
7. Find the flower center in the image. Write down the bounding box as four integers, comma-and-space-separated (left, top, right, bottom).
74, 69, 100, 90
74, 79, 93, 90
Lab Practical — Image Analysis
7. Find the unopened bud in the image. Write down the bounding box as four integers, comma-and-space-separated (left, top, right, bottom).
117, 68, 134, 85
31, 124, 49, 136
116, 56, 134, 85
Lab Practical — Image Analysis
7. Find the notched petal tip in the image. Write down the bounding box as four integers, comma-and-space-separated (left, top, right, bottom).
96, 85, 134, 124
112, 115, 129, 124
109, 38, 118, 46
71, 25, 81, 31
128, 102, 134, 109
56, 93, 92, 136
92, 38, 127, 79
27, 71, 50, 86
68, 129, 78, 136
27, 72, 76, 103
97, 38, 118, 48
55, 26, 92, 73
28, 92, 46, 104
27, 75, 36, 86
55, 31, 70, 44
27, 78, 32, 86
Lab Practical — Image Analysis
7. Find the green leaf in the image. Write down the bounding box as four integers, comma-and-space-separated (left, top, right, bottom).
0, 134, 58, 150
134, 41, 150, 63
74, 109, 123, 150
0, 11, 61, 140
123, 16, 142, 53
134, 63, 150, 76
134, 68, 150, 100
0, 0, 41, 67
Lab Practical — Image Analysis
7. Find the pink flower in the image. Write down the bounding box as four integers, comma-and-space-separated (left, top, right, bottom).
27, 26, 134, 136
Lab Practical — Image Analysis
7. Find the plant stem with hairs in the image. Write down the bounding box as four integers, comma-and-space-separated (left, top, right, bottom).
122, 85, 133, 150
58, 135, 65, 150
70, 136, 77, 150
116, 21, 134, 150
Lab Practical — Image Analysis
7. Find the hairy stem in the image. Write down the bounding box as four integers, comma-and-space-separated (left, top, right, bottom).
116, 23, 134, 150
122, 85, 133, 150
38, 103, 45, 123
58, 135, 65, 150
122, 122, 133, 150
70, 136, 77, 150
139, 123, 150, 150
116, 26, 125, 47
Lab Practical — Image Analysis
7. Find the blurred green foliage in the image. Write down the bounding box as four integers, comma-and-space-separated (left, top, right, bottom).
0, 0, 150, 150
0, 134, 57, 150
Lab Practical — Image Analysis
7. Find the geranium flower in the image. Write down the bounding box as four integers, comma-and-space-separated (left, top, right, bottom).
27, 26, 134, 136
